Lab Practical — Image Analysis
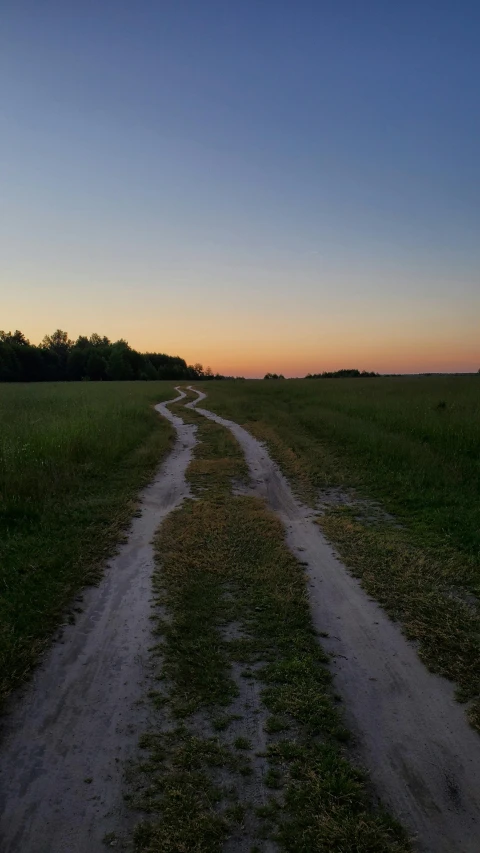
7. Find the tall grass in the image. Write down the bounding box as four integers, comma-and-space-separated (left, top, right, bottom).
0, 381, 175, 701
204, 376, 480, 563
203, 376, 480, 725
1, 383, 167, 511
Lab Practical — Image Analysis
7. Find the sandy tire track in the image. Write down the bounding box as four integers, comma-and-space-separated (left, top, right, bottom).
187, 386, 480, 853
0, 389, 196, 853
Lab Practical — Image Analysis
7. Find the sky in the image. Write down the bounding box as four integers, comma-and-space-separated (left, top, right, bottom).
1, 1, 479, 377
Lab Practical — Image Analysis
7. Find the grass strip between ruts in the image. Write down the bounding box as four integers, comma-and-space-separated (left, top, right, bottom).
129, 393, 410, 852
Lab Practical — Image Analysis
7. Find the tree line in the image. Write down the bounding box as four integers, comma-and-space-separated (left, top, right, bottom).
0, 329, 227, 383
264, 369, 378, 379
305, 369, 378, 379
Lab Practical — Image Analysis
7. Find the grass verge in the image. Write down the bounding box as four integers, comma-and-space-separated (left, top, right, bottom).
320, 506, 480, 719
201, 379, 480, 730
0, 381, 175, 703
130, 392, 410, 851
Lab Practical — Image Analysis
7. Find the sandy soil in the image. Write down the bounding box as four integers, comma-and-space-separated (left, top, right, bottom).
220, 628, 276, 853
0, 391, 195, 853
2, 385, 480, 853
188, 387, 480, 853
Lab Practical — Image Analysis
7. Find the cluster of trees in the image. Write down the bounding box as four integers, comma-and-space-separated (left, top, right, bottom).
0, 329, 223, 383
305, 369, 379, 379
264, 372, 285, 380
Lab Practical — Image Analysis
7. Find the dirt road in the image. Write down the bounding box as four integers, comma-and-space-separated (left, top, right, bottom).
187, 387, 480, 853
0, 391, 195, 853
1, 387, 480, 852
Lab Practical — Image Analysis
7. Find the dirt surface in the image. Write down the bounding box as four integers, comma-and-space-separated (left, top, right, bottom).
188, 387, 480, 853
0, 391, 195, 853
3, 386, 480, 853
221, 638, 276, 853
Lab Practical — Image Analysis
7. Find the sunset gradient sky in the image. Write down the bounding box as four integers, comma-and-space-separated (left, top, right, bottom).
1, 1, 479, 377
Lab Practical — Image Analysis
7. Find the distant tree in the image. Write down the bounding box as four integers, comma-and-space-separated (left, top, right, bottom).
127, 346, 144, 379
67, 348, 88, 380
0, 326, 214, 383
143, 359, 159, 380
306, 368, 378, 379
0, 329, 30, 346
149, 353, 189, 379
107, 343, 134, 380
16, 344, 45, 381
0, 342, 20, 381
89, 332, 110, 347
40, 330, 73, 379
0, 331, 45, 381
85, 350, 107, 380
41, 329, 72, 354
74, 335, 91, 350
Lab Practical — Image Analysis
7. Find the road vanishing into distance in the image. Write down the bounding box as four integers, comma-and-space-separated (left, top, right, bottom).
1, 388, 479, 853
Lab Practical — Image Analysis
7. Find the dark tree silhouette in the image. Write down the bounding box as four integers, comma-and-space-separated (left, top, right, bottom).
0, 328, 218, 383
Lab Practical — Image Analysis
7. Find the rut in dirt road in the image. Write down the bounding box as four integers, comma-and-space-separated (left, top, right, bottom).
187, 386, 480, 853
0, 390, 195, 853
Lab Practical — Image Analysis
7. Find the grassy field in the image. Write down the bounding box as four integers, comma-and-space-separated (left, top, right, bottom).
129, 391, 409, 852
0, 381, 175, 702
3, 376, 476, 845
201, 376, 480, 727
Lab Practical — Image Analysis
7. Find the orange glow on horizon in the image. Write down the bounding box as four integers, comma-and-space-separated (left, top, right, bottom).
164, 339, 480, 379
7, 310, 480, 381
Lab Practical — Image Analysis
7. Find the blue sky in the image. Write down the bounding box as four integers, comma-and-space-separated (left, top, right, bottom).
1, 1, 479, 375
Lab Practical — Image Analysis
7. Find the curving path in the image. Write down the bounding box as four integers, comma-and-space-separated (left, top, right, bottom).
1, 386, 480, 853
0, 389, 195, 853
187, 386, 480, 853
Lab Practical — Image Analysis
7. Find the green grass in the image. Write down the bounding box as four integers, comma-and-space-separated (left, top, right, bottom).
133, 729, 234, 852
0, 381, 175, 702
201, 376, 480, 558
132, 391, 410, 852
234, 736, 252, 750
198, 376, 480, 727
